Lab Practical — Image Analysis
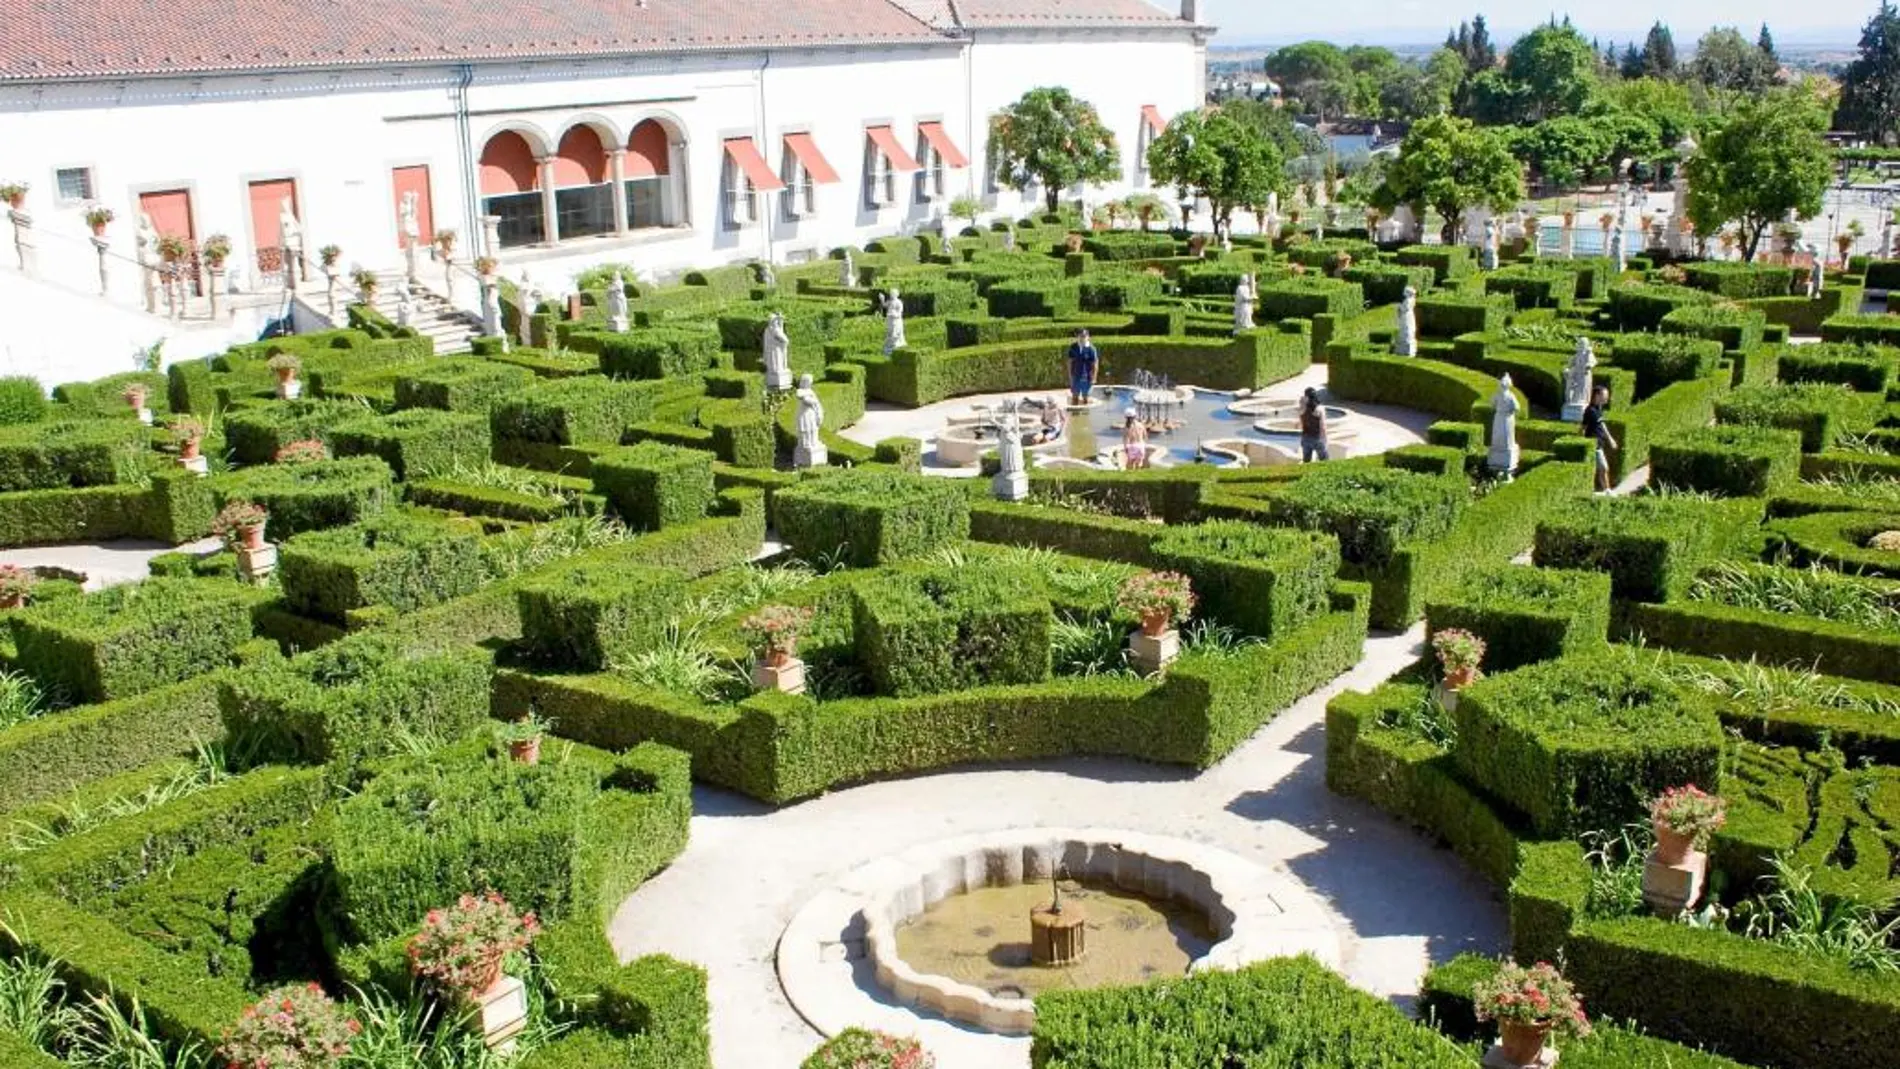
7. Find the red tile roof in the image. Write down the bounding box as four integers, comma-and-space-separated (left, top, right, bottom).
892, 0, 1184, 28
0, 0, 948, 82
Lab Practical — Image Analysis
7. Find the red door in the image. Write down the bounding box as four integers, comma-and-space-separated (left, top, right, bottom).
139, 188, 199, 295
248, 178, 297, 275
390, 165, 435, 249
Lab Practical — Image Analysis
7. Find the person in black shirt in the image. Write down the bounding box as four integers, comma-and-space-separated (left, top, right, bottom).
1581, 384, 1617, 493
1299, 387, 1329, 462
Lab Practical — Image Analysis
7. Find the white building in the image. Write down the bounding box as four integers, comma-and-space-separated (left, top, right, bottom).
0, 0, 1209, 324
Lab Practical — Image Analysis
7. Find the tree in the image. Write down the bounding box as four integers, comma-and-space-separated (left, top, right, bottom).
1146, 111, 1286, 239
1641, 22, 1679, 79
1686, 88, 1832, 261
1373, 114, 1523, 242
1506, 21, 1601, 121
1468, 15, 1498, 71
1514, 116, 1612, 189
1602, 77, 1697, 149
1620, 43, 1645, 81
1758, 23, 1779, 65
1382, 49, 1464, 120
1122, 192, 1171, 231
1838, 2, 1900, 144
988, 88, 1122, 214
1690, 27, 1777, 95
1266, 42, 1353, 119
1222, 98, 1321, 169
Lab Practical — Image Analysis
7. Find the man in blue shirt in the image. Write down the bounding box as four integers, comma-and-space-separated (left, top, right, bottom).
1066, 329, 1099, 406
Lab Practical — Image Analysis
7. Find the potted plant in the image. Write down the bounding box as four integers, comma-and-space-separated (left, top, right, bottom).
267, 352, 302, 398
318, 244, 342, 271
1473, 960, 1591, 1066
352, 267, 379, 302
121, 382, 148, 412
214, 500, 270, 551
1650, 785, 1727, 865
494, 712, 553, 765
801, 1028, 936, 1069
201, 233, 232, 270
435, 229, 457, 256
474, 255, 499, 278
84, 206, 114, 236
156, 233, 188, 263
221, 982, 359, 1069
0, 182, 25, 209
1118, 571, 1195, 637
1432, 628, 1485, 690
167, 415, 206, 460
408, 891, 540, 1002
742, 605, 815, 668
274, 438, 327, 465
0, 563, 34, 610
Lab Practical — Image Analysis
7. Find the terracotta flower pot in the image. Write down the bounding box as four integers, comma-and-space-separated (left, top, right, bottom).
1653, 822, 1697, 866
509, 736, 542, 765
180, 438, 202, 461
0, 593, 23, 610
1444, 665, 1478, 692
461, 955, 506, 1001
3, 193, 22, 210
240, 522, 267, 552
1498, 1021, 1553, 1066
124, 391, 146, 409
274, 367, 297, 384
765, 646, 795, 670
90, 222, 107, 237
1140, 610, 1173, 637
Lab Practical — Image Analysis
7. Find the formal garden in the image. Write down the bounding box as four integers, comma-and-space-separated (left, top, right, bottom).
5, 179, 1900, 1069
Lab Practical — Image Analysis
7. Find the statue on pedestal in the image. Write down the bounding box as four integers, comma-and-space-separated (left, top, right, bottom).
1561, 337, 1596, 422
400, 192, 421, 287
608, 271, 629, 332
762, 312, 793, 391
882, 289, 907, 355
841, 250, 856, 287
279, 198, 303, 287
992, 405, 1029, 502
1488, 374, 1521, 480
1481, 218, 1500, 271
1395, 286, 1418, 357
793, 374, 827, 469
1233, 274, 1256, 334
1807, 243, 1824, 299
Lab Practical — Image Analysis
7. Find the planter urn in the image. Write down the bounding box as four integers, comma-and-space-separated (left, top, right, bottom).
1483, 1021, 1557, 1068
1643, 822, 1709, 916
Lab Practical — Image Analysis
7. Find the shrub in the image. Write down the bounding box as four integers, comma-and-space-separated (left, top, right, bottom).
1425, 565, 1611, 672
1395, 244, 1474, 284
1776, 342, 1897, 394
0, 375, 48, 425
1340, 261, 1436, 305
223, 401, 360, 464
1768, 510, 1900, 579
588, 325, 723, 380
1820, 313, 1900, 347
220, 983, 359, 1069
406, 891, 541, 997
1663, 302, 1767, 354
1533, 494, 1745, 602
589, 442, 715, 532
491, 377, 664, 445
330, 407, 491, 480
1681, 261, 1797, 299
851, 565, 1052, 697
1715, 383, 1867, 453
219, 456, 396, 539
802, 1030, 934, 1069
1262, 466, 1467, 570
277, 511, 486, 621
1650, 425, 1802, 497
394, 359, 534, 413
776, 470, 971, 568
1150, 522, 1338, 640
1417, 292, 1511, 338
1485, 264, 1580, 310
10, 578, 257, 702
515, 561, 686, 671
1257, 276, 1364, 322
1452, 653, 1725, 838
1608, 333, 1723, 400
1607, 281, 1713, 331
0, 420, 149, 491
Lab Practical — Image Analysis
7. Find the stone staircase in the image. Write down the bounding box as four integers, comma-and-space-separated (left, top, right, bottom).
364, 272, 482, 355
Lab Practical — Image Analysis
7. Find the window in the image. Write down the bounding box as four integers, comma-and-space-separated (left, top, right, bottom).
865, 142, 896, 208
782, 149, 816, 219
54, 167, 94, 204
723, 155, 757, 228
915, 135, 945, 203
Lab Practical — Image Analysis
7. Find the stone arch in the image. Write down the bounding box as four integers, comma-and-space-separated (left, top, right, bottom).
552, 123, 610, 188
626, 116, 677, 178
478, 128, 545, 196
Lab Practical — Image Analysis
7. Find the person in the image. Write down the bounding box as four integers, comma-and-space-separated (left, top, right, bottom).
1582, 384, 1618, 493
1066, 330, 1099, 406
1122, 408, 1150, 469
1298, 388, 1329, 463
1035, 396, 1065, 443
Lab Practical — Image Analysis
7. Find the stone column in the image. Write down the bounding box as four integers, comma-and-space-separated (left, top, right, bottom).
536, 157, 561, 246
207, 267, 223, 319
443, 254, 456, 304
8, 209, 35, 277
481, 214, 503, 259
91, 236, 110, 296
608, 149, 630, 236
668, 140, 689, 226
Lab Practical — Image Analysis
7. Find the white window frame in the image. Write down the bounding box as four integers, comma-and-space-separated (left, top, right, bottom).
53, 165, 96, 205
722, 153, 757, 229
865, 136, 897, 209
916, 134, 946, 204
782, 146, 817, 220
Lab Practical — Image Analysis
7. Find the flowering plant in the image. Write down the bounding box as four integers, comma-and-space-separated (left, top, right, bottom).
1473, 961, 1591, 1038
1431, 628, 1486, 675
274, 439, 327, 465
474, 255, 499, 276
800, 1028, 936, 1069
0, 563, 35, 602
741, 605, 814, 656
1651, 785, 1727, 847
0, 181, 27, 204
213, 501, 268, 540
85, 206, 115, 229
157, 234, 189, 262
266, 353, 302, 374
1117, 571, 1195, 625
351, 267, 380, 294
202, 233, 233, 267
407, 891, 540, 997
220, 982, 359, 1069
121, 382, 149, 405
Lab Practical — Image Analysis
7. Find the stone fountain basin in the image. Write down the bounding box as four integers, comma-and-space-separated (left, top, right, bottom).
777, 828, 1345, 1040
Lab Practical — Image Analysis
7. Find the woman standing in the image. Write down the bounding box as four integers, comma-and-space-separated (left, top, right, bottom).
1122, 408, 1150, 469
1299, 388, 1329, 463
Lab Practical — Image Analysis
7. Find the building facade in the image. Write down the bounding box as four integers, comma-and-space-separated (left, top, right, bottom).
0, 0, 1208, 304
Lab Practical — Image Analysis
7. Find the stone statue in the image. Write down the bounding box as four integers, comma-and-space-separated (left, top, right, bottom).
400, 192, 420, 245
1002, 229, 1016, 252
481, 278, 505, 345
1395, 286, 1418, 357
1807, 243, 1824, 298
762, 312, 793, 391
992, 406, 1029, 501
793, 374, 827, 469
1221, 233, 1234, 257
136, 212, 160, 313
1313, 219, 1325, 244
395, 287, 414, 328
278, 197, 304, 287
759, 261, 776, 288
841, 250, 856, 287
882, 288, 907, 355
1488, 374, 1520, 480
1481, 218, 1500, 271
1609, 226, 1626, 275
608, 271, 629, 332
518, 272, 538, 348
1233, 274, 1256, 334
1561, 337, 1596, 422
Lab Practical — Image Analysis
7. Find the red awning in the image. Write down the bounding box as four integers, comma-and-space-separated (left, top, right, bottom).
723, 137, 786, 192
783, 131, 840, 184
1142, 105, 1167, 136
865, 125, 922, 172
917, 121, 969, 169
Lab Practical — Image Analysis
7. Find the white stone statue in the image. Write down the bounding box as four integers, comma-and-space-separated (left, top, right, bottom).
1233, 274, 1256, 334
759, 261, 776, 288
1610, 226, 1627, 275
1313, 218, 1325, 244
481, 278, 505, 346
135, 212, 159, 312
1002, 229, 1016, 252
1807, 243, 1824, 298
762, 311, 793, 391
608, 271, 629, 333
793, 374, 827, 469
991, 406, 1028, 501
1221, 233, 1234, 257
1395, 285, 1418, 357
518, 272, 539, 348
882, 288, 907, 355
1488, 374, 1520, 480
279, 197, 303, 287
1481, 218, 1500, 271
400, 192, 420, 246
1561, 337, 1597, 422
841, 250, 856, 287
395, 287, 414, 328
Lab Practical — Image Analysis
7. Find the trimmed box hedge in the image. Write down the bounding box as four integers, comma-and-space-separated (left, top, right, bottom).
394, 358, 534, 413
1258, 276, 1364, 322
776, 470, 971, 568
0, 419, 149, 491
218, 456, 396, 540
10, 578, 258, 703
1650, 425, 1802, 497
1150, 521, 1339, 641
1416, 292, 1511, 338
1776, 342, 1897, 393
1715, 382, 1869, 453
590, 442, 716, 532
1424, 564, 1611, 672
330, 407, 491, 480
1607, 333, 1723, 400
1260, 465, 1467, 571
1533, 494, 1754, 602
277, 511, 486, 621
516, 560, 686, 671
1663, 302, 1767, 354
851, 566, 1052, 698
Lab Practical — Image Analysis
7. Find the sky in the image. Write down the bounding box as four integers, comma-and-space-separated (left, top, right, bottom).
1195, 0, 1877, 47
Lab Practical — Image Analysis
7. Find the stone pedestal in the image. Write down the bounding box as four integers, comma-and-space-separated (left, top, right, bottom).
752, 658, 807, 696
794, 442, 828, 470
992, 469, 1029, 502
405, 240, 421, 288
1129, 628, 1180, 675
92, 236, 111, 295
236, 543, 277, 586
1560, 401, 1586, 423
178, 455, 208, 476
610, 314, 630, 334
276, 379, 302, 401
207, 268, 223, 319
1642, 849, 1707, 916
1483, 1043, 1558, 1069
1029, 904, 1086, 966
481, 214, 504, 258
134, 407, 153, 426
1487, 443, 1519, 482
464, 975, 528, 1055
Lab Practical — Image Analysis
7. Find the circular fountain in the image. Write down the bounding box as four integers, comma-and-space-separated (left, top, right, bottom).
776, 828, 1346, 1038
